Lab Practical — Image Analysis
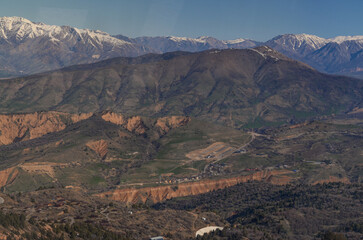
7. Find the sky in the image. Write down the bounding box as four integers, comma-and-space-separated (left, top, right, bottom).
0, 0, 362, 41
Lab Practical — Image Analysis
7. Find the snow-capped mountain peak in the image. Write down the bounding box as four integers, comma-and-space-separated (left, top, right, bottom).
0, 16, 131, 47
0, 16, 33, 26
0, 16, 48, 40
268, 33, 330, 50
0, 16, 149, 76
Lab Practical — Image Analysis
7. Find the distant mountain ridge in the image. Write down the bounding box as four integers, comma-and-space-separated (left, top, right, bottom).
125, 33, 363, 77
265, 34, 363, 77
0, 16, 363, 78
114, 35, 260, 53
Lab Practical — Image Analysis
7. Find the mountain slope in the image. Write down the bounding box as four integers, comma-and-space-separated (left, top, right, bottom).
0, 47, 361, 127
306, 40, 363, 73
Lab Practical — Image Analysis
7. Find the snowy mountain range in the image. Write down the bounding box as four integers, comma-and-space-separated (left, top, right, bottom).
114, 35, 259, 53
0, 16, 363, 78
265, 34, 363, 77
0, 16, 150, 77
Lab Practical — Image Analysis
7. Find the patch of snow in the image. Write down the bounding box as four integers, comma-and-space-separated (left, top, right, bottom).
249, 48, 266, 59
224, 38, 246, 44
197, 36, 212, 41
168, 36, 207, 43
329, 35, 363, 43
209, 50, 221, 54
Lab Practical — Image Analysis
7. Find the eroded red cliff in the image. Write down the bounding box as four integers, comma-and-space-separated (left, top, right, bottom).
0, 112, 92, 145
95, 170, 293, 204
155, 116, 191, 135
86, 140, 108, 159
101, 112, 190, 135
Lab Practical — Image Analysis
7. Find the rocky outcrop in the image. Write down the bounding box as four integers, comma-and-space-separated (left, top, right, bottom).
101, 113, 147, 135
155, 116, 191, 135
0, 111, 191, 147
101, 112, 190, 135
126, 116, 146, 135
101, 112, 127, 125
86, 140, 108, 159
0, 112, 91, 146
95, 170, 293, 204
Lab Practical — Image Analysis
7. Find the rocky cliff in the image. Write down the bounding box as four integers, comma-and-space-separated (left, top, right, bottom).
0, 111, 191, 146
126, 116, 147, 135
101, 112, 190, 135
95, 170, 293, 204
0, 112, 92, 146
101, 113, 146, 134
155, 116, 191, 135
101, 112, 127, 125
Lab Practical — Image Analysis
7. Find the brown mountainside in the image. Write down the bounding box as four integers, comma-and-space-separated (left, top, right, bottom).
0, 48, 362, 127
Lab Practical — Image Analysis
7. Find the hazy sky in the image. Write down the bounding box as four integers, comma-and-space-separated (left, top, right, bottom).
0, 0, 362, 41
